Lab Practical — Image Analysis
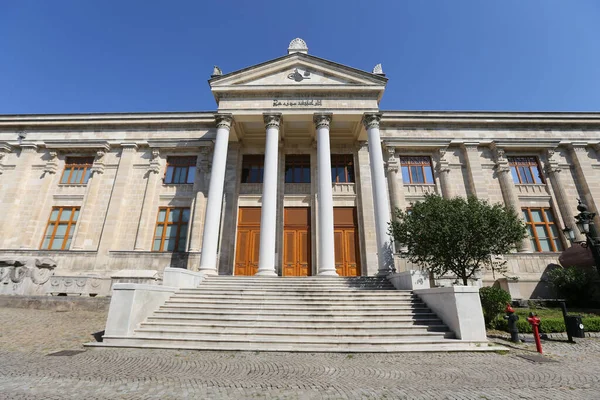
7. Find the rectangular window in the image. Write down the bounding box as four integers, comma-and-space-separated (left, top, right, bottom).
522, 207, 563, 252
400, 156, 434, 184
165, 156, 196, 184
60, 157, 94, 185
40, 206, 80, 250
152, 207, 190, 252
285, 155, 311, 183
508, 156, 544, 184
331, 154, 355, 183
241, 155, 265, 183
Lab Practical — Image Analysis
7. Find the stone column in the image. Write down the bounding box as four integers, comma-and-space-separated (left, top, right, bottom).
257, 114, 282, 276
363, 113, 394, 275
314, 113, 337, 276
436, 147, 454, 198
545, 148, 583, 242
385, 146, 404, 217
134, 150, 162, 251
97, 143, 138, 254
188, 146, 212, 254
492, 145, 533, 252
20, 151, 60, 248
462, 143, 489, 199
199, 114, 233, 275
1, 144, 38, 247
72, 150, 107, 250
568, 143, 600, 226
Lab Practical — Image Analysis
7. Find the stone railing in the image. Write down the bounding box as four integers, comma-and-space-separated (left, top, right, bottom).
160, 183, 195, 199
404, 184, 437, 196
54, 184, 87, 200
332, 183, 356, 195
515, 184, 549, 198
239, 183, 263, 195
285, 183, 311, 194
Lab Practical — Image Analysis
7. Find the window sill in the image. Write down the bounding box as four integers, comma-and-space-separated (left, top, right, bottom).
58, 183, 88, 187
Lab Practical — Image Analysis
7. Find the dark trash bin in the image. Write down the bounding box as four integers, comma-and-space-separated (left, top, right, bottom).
565, 315, 585, 339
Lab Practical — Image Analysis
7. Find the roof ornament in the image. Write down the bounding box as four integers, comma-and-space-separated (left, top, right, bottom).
372, 64, 385, 76
288, 38, 308, 54
211, 65, 223, 78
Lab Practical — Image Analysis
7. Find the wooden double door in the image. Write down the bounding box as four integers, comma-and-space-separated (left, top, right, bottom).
283, 208, 311, 276
334, 207, 361, 277
234, 207, 261, 276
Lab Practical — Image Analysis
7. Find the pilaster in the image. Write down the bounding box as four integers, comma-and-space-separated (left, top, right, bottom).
97, 143, 139, 255
567, 143, 600, 226
544, 148, 583, 242
462, 143, 489, 200
491, 144, 532, 252
134, 149, 163, 251
72, 150, 108, 250
188, 145, 212, 254
436, 146, 453, 198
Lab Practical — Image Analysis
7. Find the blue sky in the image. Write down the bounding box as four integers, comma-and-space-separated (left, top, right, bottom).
1, 0, 599, 114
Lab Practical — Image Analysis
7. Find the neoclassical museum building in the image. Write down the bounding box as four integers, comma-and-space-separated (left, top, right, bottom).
1, 38, 598, 299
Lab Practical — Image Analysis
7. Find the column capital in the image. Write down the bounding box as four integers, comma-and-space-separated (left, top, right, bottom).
215, 113, 234, 130
120, 142, 138, 152
19, 143, 38, 153
313, 113, 332, 129
147, 149, 161, 174
436, 147, 451, 173
490, 143, 511, 173
384, 146, 399, 173
461, 142, 480, 152
90, 150, 107, 175
362, 113, 382, 130
263, 113, 282, 129
43, 151, 59, 175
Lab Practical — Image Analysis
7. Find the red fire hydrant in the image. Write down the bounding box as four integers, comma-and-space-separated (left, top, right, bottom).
527, 312, 543, 354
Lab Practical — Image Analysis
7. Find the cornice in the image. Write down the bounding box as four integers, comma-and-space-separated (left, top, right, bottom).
380, 111, 600, 128
43, 140, 111, 152
0, 112, 216, 129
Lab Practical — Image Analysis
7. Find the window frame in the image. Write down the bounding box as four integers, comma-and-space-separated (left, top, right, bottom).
241, 154, 265, 183
40, 206, 80, 250
400, 156, 434, 184
508, 156, 544, 185
152, 207, 190, 252
284, 154, 311, 184
522, 207, 563, 252
164, 156, 196, 185
60, 157, 95, 185
330, 154, 355, 183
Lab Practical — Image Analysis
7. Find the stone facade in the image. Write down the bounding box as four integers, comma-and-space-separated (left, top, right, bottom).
1, 39, 598, 298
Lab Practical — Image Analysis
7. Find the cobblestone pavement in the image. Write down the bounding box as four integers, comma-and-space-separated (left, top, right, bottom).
1, 308, 600, 399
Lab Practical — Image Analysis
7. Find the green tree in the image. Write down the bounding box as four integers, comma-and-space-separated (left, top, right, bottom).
389, 194, 527, 286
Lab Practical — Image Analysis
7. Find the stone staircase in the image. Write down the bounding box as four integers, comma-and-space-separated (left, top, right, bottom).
99, 276, 494, 352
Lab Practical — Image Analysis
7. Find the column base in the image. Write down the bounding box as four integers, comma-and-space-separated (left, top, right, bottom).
255, 270, 278, 277
317, 269, 339, 277
197, 267, 218, 276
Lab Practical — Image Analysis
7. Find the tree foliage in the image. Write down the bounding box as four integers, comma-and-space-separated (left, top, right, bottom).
479, 286, 512, 326
389, 195, 527, 285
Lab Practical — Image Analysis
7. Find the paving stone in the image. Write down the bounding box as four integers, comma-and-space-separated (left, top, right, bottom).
1, 308, 600, 399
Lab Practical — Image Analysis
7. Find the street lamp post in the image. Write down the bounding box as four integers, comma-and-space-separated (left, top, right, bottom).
562, 200, 600, 276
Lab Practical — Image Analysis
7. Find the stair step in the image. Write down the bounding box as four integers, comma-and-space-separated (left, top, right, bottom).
167, 297, 422, 305
131, 329, 455, 341
146, 315, 444, 325
176, 290, 413, 297
137, 324, 450, 335
162, 302, 428, 311
154, 311, 437, 320
91, 339, 501, 353
110, 333, 457, 345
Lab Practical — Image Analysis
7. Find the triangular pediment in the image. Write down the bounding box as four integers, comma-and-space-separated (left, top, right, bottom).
210, 53, 387, 88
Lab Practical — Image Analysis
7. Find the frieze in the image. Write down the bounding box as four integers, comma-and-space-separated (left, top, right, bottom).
273, 99, 323, 107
